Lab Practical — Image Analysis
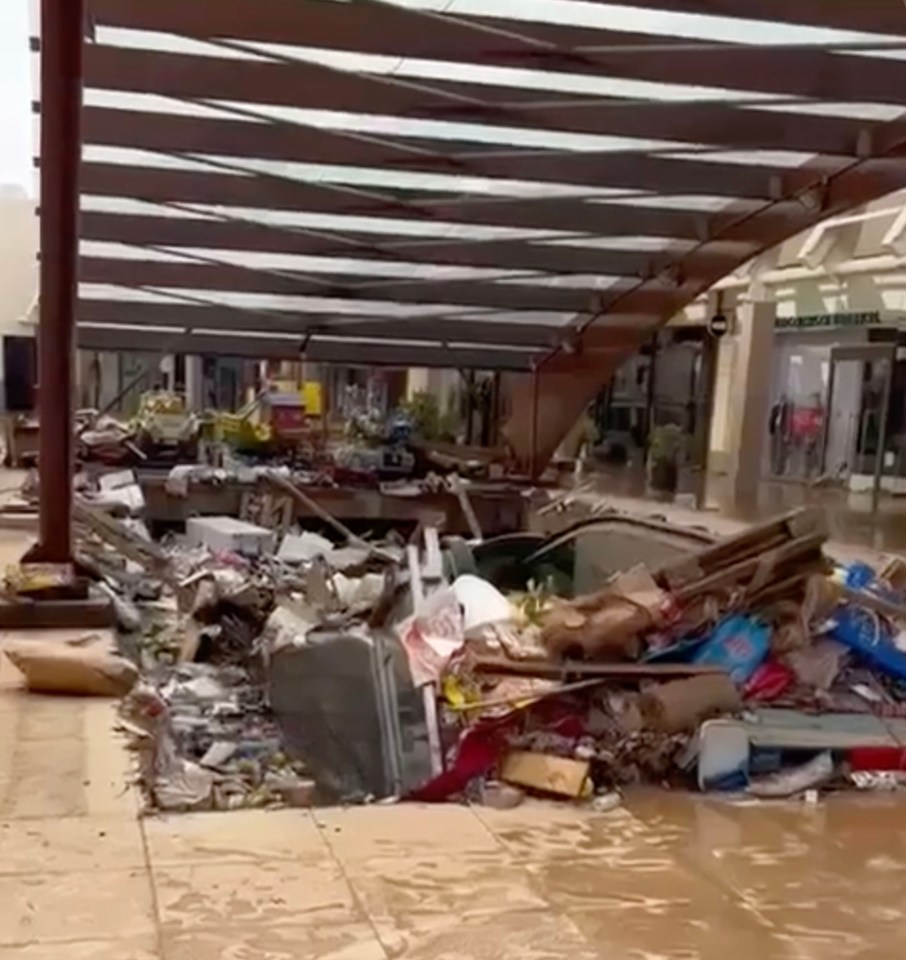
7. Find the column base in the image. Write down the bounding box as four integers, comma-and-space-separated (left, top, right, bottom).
0, 596, 114, 629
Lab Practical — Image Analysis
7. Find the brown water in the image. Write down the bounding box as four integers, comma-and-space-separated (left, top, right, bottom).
472, 790, 906, 960
582, 465, 906, 555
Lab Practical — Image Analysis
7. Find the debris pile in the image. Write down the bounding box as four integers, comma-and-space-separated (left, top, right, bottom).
110, 508, 405, 812
9, 484, 906, 813
405, 508, 906, 805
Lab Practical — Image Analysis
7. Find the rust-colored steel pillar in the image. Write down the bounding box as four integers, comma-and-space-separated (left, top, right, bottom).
32, 0, 84, 563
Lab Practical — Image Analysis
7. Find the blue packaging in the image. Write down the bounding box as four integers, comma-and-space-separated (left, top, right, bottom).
691, 614, 771, 685
843, 563, 877, 591
830, 604, 906, 682
839, 562, 906, 607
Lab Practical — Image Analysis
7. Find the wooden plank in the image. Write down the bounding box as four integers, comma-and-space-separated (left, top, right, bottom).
672, 532, 829, 603
472, 655, 724, 680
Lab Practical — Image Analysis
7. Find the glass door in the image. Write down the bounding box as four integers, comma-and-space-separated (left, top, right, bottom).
822, 345, 895, 506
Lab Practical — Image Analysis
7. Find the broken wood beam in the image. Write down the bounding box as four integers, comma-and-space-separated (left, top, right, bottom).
471, 655, 724, 682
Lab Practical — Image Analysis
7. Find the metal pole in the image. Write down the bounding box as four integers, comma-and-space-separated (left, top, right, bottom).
32, 0, 84, 564
696, 331, 721, 510
820, 359, 838, 480
872, 347, 895, 514
644, 332, 659, 458
529, 367, 540, 478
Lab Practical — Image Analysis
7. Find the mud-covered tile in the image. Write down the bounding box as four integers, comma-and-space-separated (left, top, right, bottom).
0, 815, 145, 875
163, 921, 387, 960
527, 858, 720, 911
316, 805, 498, 861
475, 801, 660, 863
153, 860, 360, 932
371, 906, 600, 960
0, 737, 87, 819
0, 869, 155, 945
144, 810, 329, 867
567, 904, 792, 960
0, 935, 160, 959
343, 852, 547, 928
16, 698, 85, 741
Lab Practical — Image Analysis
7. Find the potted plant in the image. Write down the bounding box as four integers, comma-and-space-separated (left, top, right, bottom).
647, 423, 684, 498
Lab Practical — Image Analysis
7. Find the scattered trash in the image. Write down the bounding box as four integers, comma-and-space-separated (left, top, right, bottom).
697, 719, 750, 792
639, 674, 741, 734
479, 780, 525, 810
850, 771, 906, 791
277, 530, 335, 564
748, 751, 835, 799
186, 516, 277, 557
590, 791, 623, 813
264, 772, 317, 808
18, 447, 906, 817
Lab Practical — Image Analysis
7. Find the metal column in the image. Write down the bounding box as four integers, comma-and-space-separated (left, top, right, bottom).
32, 0, 84, 564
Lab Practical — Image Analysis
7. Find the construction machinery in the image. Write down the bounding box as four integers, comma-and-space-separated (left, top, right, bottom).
216, 380, 323, 458
132, 391, 201, 461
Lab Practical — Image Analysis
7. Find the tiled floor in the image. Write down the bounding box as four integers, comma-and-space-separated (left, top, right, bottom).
4, 632, 906, 960
2, 532, 906, 957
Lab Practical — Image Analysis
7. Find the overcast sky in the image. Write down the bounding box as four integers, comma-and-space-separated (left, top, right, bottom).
0, 0, 32, 195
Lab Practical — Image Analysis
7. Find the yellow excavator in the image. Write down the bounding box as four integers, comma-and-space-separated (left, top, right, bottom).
215, 380, 323, 456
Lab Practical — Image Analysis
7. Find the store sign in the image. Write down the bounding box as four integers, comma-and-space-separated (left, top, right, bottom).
775, 311, 881, 331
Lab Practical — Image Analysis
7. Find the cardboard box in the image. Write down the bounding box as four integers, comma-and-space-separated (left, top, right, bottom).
500, 751, 590, 798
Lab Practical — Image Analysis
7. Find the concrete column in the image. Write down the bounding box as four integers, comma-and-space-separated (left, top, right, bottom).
708, 300, 775, 513
185, 355, 204, 410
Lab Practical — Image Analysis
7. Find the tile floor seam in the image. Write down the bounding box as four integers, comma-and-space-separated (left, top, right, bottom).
0, 934, 151, 950
504, 857, 594, 929
312, 813, 392, 960
467, 803, 522, 855
0, 813, 95, 823
0, 865, 148, 879
310, 810, 607, 959
138, 815, 168, 960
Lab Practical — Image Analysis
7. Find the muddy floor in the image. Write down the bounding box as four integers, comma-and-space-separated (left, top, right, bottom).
560, 789, 906, 960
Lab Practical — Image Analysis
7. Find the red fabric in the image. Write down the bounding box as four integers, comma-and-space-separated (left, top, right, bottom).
744, 661, 794, 701
848, 747, 906, 772
407, 723, 506, 802
407, 697, 590, 802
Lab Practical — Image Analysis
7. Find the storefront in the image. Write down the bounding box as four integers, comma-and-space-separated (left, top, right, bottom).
766, 311, 906, 492
592, 326, 717, 472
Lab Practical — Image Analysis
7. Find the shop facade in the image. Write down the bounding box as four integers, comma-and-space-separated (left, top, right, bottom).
592, 324, 718, 476
692, 186, 906, 504
765, 312, 900, 485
